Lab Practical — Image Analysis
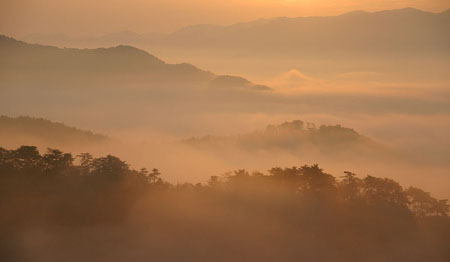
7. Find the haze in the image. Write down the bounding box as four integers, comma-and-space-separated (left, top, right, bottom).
1, 0, 449, 36
1, 1, 449, 261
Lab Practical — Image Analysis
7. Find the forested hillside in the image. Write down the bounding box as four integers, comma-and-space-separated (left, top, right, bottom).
0, 116, 107, 149
1, 146, 448, 261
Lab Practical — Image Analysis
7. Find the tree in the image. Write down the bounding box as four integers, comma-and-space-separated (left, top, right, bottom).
91, 155, 129, 180
406, 187, 449, 217
43, 148, 73, 174
148, 168, 162, 184
77, 153, 94, 174
339, 171, 362, 201
299, 164, 336, 196
208, 175, 221, 187
361, 176, 409, 209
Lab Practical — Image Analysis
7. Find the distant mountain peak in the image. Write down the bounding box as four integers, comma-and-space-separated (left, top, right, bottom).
395, 7, 424, 12
373, 7, 432, 15
103, 44, 160, 59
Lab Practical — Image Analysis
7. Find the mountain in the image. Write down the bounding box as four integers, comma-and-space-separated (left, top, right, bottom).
0, 35, 269, 91
164, 8, 450, 58
20, 8, 450, 59
0, 116, 108, 149
22, 31, 166, 49
0, 35, 213, 85
185, 120, 386, 157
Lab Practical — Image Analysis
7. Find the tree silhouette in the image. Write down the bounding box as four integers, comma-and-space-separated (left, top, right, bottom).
1, 145, 449, 261
406, 187, 450, 216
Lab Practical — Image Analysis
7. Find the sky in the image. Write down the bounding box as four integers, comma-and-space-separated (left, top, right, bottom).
1, 0, 449, 37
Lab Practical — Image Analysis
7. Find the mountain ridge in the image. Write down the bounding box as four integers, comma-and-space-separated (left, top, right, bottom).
21, 7, 448, 40
0, 115, 108, 149
184, 120, 385, 156
0, 35, 270, 91
17, 7, 450, 60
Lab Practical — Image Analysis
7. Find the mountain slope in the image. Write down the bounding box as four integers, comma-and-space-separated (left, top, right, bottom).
0, 35, 269, 91
164, 8, 450, 58
0, 35, 213, 83
185, 120, 386, 157
0, 116, 108, 149
20, 8, 450, 59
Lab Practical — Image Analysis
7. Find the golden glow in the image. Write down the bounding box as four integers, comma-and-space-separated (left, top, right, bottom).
0, 0, 448, 36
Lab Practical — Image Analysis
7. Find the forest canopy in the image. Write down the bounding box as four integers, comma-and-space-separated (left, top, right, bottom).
1, 146, 449, 261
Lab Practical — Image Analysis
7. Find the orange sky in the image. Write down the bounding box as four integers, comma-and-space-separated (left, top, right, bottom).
1, 0, 449, 37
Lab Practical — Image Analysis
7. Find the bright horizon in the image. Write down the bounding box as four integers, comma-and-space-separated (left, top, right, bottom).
1, 0, 449, 37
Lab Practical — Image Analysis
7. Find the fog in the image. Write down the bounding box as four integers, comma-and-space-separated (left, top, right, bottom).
1, 6, 450, 260
1, 35, 449, 197
2, 145, 449, 261
2, 87, 450, 198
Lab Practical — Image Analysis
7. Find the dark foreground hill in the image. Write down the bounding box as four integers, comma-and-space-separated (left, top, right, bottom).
1, 146, 448, 261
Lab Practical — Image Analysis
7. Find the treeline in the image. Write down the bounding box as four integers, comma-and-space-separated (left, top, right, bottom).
1, 146, 449, 261
0, 146, 166, 226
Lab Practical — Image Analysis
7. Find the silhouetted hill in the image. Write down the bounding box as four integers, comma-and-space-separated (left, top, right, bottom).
0, 115, 107, 148
0, 35, 212, 82
0, 35, 269, 91
186, 120, 384, 155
